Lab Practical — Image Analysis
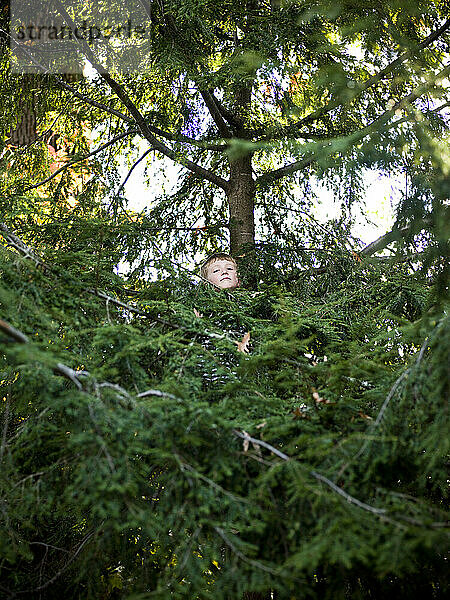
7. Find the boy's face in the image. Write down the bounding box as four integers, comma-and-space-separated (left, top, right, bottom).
206, 259, 239, 289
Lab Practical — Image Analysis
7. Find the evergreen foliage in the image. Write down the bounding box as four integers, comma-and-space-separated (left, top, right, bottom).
0, 1, 449, 598
0, 206, 448, 598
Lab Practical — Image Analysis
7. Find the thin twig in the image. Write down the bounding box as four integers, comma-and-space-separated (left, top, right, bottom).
233, 429, 289, 461
28, 541, 70, 554
115, 147, 153, 197
0, 223, 46, 268
310, 470, 387, 515
22, 129, 139, 192
15, 530, 96, 595
214, 526, 279, 575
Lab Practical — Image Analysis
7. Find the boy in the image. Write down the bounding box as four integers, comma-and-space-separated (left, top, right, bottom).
200, 252, 240, 290
198, 252, 250, 353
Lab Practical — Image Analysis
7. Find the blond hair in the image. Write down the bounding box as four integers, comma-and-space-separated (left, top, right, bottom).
200, 252, 238, 280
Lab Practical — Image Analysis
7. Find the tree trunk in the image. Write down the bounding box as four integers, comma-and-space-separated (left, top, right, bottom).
227, 83, 255, 256
228, 152, 255, 256
9, 75, 38, 147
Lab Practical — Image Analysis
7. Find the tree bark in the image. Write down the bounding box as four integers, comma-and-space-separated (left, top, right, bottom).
227, 83, 255, 256
9, 75, 38, 147
228, 152, 255, 255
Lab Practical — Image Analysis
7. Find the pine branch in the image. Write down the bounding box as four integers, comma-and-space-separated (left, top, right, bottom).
337, 333, 433, 480
35, 3, 230, 191
233, 429, 446, 528
255, 17, 450, 142
360, 218, 433, 257
0, 223, 234, 340
0, 317, 88, 388
256, 63, 449, 185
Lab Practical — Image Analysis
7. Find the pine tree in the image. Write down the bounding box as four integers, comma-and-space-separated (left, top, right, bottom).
0, 2, 449, 598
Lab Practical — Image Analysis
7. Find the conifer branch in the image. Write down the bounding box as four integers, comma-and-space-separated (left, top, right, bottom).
234, 430, 387, 517
143, 123, 227, 151
0, 222, 232, 338
256, 62, 449, 186
360, 217, 433, 257
255, 17, 450, 141
338, 334, 432, 482
237, 430, 447, 528
0, 223, 46, 267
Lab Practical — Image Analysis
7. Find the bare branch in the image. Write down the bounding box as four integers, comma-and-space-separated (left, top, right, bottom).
137, 389, 179, 400
0, 319, 29, 344
0, 223, 46, 267
360, 217, 432, 257
200, 90, 233, 138
256, 156, 314, 186
309, 470, 387, 516
233, 429, 289, 461
115, 147, 153, 197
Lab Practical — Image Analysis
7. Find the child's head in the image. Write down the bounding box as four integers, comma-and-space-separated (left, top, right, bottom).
200, 253, 240, 290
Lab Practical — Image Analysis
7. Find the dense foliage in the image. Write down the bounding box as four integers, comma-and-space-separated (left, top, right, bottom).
0, 202, 448, 598
0, 1, 449, 598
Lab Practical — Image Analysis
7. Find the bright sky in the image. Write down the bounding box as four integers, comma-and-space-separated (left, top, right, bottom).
122, 153, 397, 248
